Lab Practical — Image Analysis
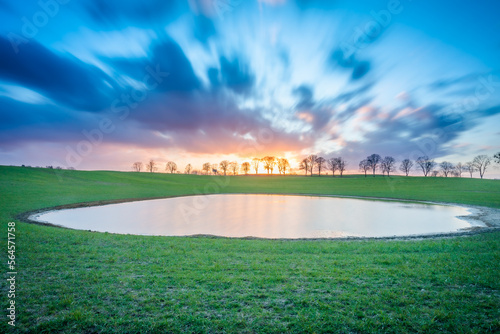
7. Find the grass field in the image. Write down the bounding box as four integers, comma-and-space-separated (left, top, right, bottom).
1, 165, 499, 333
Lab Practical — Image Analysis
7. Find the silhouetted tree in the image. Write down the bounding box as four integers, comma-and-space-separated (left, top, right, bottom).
472, 155, 491, 179
219, 160, 230, 176
185, 164, 192, 174
359, 159, 370, 177
262, 156, 276, 174
464, 162, 475, 178
366, 154, 381, 177
431, 170, 440, 177
132, 162, 143, 172
299, 158, 310, 175
202, 162, 211, 175
241, 162, 251, 175
399, 159, 413, 176
327, 158, 338, 176
252, 158, 261, 174
334, 157, 347, 177
416, 156, 436, 177
439, 162, 454, 177
146, 160, 157, 173
455, 162, 463, 177
307, 155, 317, 176
316, 156, 326, 175
166, 161, 177, 174
229, 161, 239, 175
277, 158, 290, 175
381, 156, 396, 176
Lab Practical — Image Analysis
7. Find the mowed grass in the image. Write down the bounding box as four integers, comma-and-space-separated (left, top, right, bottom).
0, 166, 499, 333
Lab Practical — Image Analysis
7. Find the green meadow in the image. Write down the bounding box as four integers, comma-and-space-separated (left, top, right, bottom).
0, 165, 499, 333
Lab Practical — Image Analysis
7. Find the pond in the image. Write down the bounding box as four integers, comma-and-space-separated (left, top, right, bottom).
30, 194, 482, 239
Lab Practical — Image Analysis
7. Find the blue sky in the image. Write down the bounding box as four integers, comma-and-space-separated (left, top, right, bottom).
0, 0, 499, 174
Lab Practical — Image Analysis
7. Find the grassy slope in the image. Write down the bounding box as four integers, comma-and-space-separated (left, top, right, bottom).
0, 166, 499, 333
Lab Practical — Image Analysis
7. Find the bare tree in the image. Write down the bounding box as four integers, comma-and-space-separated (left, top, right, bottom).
252, 158, 261, 174
185, 164, 192, 174
359, 159, 370, 177
464, 162, 475, 178
241, 162, 251, 175
262, 156, 276, 174
439, 162, 454, 177
277, 158, 290, 175
495, 152, 500, 164
166, 161, 177, 174
229, 161, 239, 175
299, 158, 310, 175
132, 162, 143, 172
381, 156, 396, 176
327, 158, 338, 177
315, 156, 326, 175
146, 160, 157, 173
399, 159, 413, 177
455, 162, 463, 177
202, 162, 211, 175
431, 170, 440, 177
219, 160, 230, 176
334, 157, 347, 177
366, 154, 381, 177
472, 155, 492, 179
416, 156, 436, 177
307, 155, 317, 176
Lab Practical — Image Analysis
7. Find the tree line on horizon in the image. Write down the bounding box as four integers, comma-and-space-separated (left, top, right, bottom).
131, 152, 500, 179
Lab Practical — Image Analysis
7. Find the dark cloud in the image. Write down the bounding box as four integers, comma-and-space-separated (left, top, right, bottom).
332, 82, 374, 104
427, 70, 500, 91
151, 40, 201, 92
329, 47, 371, 81
193, 15, 217, 45
216, 56, 255, 95
427, 73, 479, 90
477, 104, 500, 118
105, 37, 201, 93
0, 97, 98, 147
293, 85, 314, 110
333, 97, 374, 124
206, 67, 219, 87
352, 61, 371, 80
291, 85, 335, 132
0, 36, 117, 111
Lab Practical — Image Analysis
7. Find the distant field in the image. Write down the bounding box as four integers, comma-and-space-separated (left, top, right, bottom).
0, 166, 499, 333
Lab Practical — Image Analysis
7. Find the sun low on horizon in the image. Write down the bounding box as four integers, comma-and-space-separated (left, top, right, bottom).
0, 0, 499, 176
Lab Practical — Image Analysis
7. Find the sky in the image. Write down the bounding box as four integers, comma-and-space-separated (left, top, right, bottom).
0, 0, 499, 175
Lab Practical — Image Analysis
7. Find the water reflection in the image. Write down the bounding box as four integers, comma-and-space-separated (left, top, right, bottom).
32, 195, 477, 238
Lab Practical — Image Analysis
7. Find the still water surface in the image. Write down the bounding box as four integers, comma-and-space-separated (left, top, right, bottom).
32, 194, 477, 238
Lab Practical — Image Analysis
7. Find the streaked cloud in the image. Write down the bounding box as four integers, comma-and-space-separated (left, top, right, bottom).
0, 0, 499, 171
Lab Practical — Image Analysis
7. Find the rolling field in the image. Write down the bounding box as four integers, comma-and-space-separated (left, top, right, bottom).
0, 166, 499, 333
